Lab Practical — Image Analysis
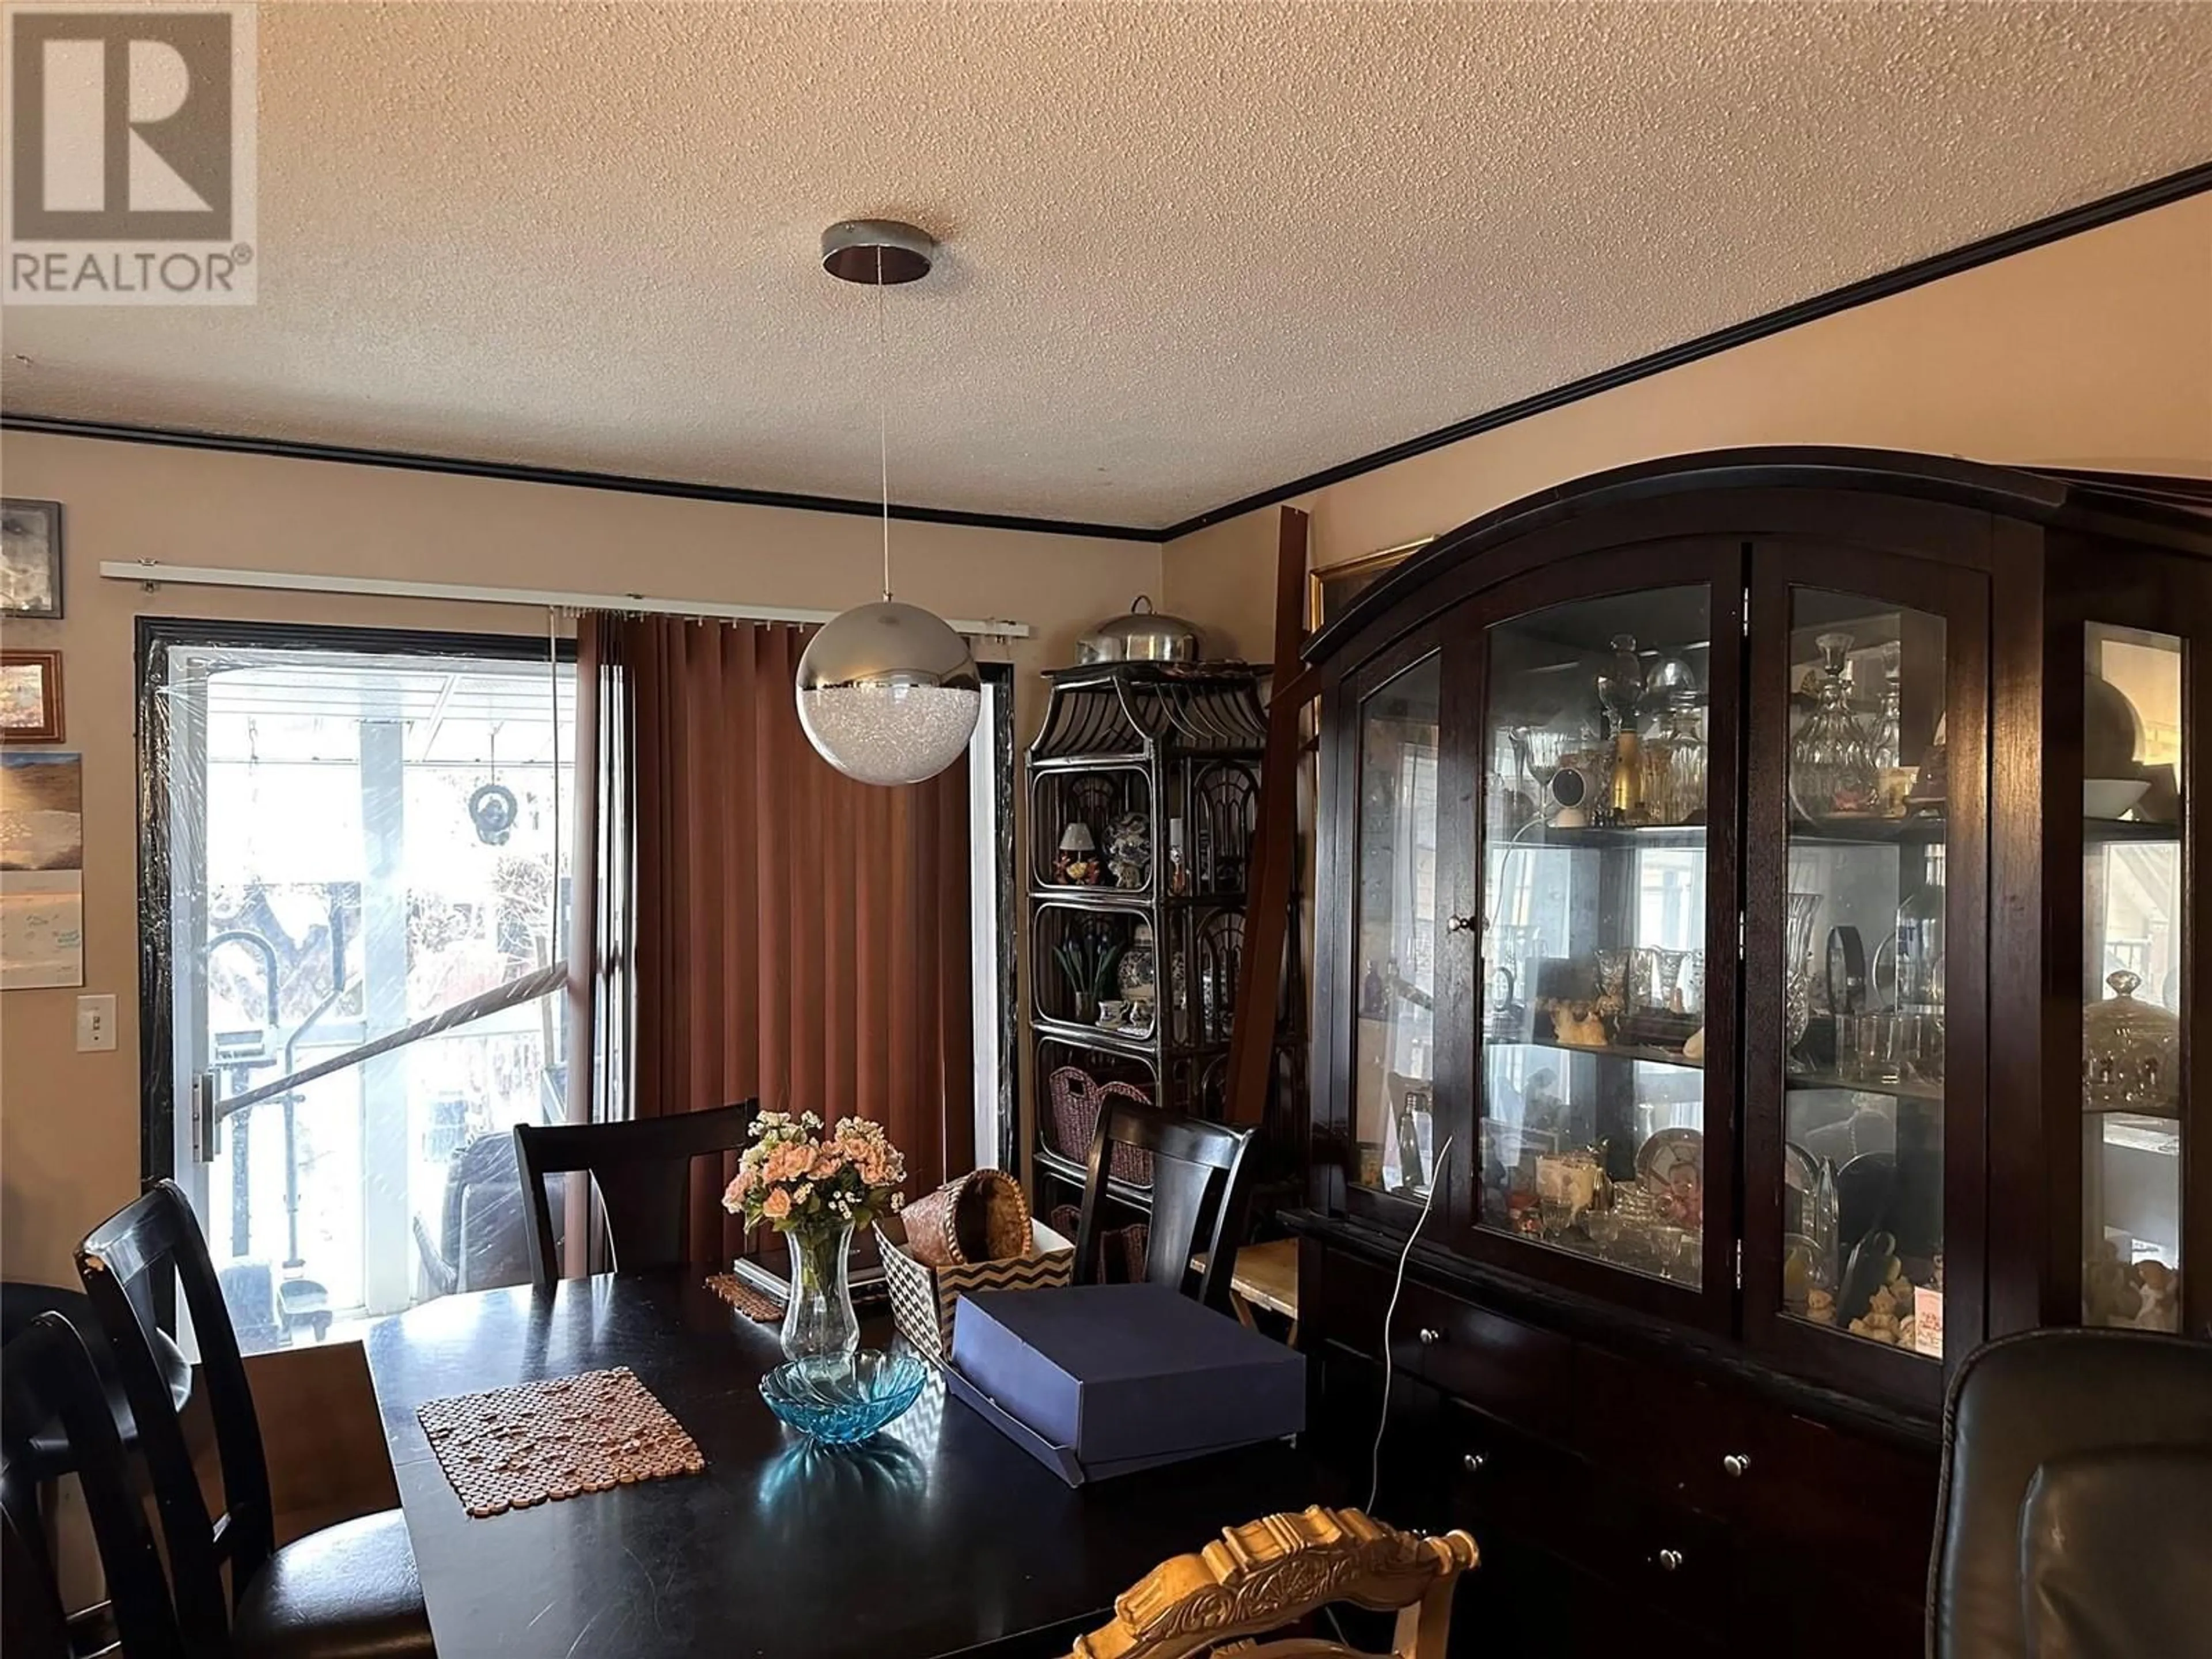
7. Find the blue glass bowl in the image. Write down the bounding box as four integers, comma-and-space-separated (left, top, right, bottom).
759, 1349, 927, 1445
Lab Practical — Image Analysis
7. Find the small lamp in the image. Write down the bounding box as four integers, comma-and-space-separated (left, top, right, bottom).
1055, 823, 1099, 884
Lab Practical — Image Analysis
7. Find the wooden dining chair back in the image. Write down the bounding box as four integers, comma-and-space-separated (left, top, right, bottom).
2, 1312, 188, 1659
1073, 1100, 1255, 1312
513, 1100, 759, 1289
1065, 1506, 1478, 1659
74, 1180, 273, 1650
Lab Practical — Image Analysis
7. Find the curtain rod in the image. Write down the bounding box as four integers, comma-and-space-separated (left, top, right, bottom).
98, 559, 1033, 640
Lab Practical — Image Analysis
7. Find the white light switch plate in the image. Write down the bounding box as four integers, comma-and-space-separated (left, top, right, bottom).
76, 994, 118, 1052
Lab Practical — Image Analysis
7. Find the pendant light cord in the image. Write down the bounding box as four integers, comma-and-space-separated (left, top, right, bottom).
877, 246, 892, 603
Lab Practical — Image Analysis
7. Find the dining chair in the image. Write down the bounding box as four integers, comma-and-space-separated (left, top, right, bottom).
75, 1181, 431, 1659
0, 1279, 192, 1533
2, 1311, 188, 1659
1064, 1504, 1477, 1658
512, 1098, 759, 1289
1073, 1099, 1255, 1312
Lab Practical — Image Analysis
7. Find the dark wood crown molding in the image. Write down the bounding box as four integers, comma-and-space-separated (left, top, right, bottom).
0, 413, 1160, 543
5, 161, 2205, 543
1158, 160, 2212, 540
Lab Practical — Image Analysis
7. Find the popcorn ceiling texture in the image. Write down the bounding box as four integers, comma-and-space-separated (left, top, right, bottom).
5, 2, 2209, 529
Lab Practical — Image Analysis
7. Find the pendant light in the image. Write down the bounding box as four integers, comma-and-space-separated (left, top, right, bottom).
796, 219, 982, 786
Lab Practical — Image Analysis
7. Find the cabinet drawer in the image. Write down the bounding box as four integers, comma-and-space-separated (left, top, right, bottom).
1299, 1242, 1392, 1361
1580, 1483, 1732, 1635
1398, 1281, 1573, 1441
1573, 1343, 1732, 1513
1440, 1400, 1584, 1562
1739, 1408, 1937, 1576
1574, 1345, 1937, 1571
1441, 1397, 1726, 1639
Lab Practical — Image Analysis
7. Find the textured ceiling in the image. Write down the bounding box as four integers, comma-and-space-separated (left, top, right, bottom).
5, 2, 2210, 530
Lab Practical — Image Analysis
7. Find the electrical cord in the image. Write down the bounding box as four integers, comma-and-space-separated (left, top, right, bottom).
1367, 1132, 1452, 1515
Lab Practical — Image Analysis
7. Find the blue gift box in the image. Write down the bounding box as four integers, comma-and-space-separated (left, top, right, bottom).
945, 1282, 1305, 1486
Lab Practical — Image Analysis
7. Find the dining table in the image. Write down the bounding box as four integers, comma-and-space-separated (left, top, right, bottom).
362, 1270, 1328, 1658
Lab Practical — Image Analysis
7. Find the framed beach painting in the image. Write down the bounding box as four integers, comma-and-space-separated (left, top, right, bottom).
0, 499, 62, 620
0, 750, 85, 988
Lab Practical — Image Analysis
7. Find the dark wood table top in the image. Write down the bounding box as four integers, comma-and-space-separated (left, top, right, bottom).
362, 1272, 1325, 1659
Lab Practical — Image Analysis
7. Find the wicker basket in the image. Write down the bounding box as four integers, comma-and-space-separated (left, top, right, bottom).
1044, 1066, 1155, 1186
1049, 1203, 1151, 1286
876, 1211, 1074, 1363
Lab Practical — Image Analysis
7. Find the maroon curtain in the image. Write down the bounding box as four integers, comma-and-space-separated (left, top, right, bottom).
568, 614, 975, 1264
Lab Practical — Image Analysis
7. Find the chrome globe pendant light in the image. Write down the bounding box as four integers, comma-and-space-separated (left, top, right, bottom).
796, 219, 981, 786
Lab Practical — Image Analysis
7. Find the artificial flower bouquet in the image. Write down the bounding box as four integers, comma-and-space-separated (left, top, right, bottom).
721, 1110, 907, 1237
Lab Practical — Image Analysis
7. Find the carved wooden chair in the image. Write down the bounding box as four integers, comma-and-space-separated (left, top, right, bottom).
1067, 1506, 1478, 1659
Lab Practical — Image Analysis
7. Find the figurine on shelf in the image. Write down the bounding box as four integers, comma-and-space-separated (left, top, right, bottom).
1105, 811, 1150, 890
1165, 817, 1194, 895
1550, 1003, 1609, 1049
1055, 823, 1103, 885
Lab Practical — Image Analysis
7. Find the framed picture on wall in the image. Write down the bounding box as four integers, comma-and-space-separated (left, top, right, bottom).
0, 652, 64, 743
1307, 536, 1433, 633
0, 499, 63, 620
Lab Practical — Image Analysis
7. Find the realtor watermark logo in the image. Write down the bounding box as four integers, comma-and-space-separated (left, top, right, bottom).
5, 3, 256, 304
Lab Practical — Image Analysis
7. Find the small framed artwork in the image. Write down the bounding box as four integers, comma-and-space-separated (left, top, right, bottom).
1307, 535, 1434, 633
0, 652, 64, 743
0, 499, 62, 620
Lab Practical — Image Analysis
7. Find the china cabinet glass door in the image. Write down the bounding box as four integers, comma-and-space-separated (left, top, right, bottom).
1461, 551, 1741, 1319
1347, 650, 1445, 1208
2080, 623, 2186, 1331
1747, 551, 1986, 1397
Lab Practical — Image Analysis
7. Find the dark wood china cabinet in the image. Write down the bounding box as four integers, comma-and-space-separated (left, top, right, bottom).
1290, 449, 2210, 1657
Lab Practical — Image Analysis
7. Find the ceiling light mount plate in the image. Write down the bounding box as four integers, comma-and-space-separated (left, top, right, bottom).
821, 219, 935, 286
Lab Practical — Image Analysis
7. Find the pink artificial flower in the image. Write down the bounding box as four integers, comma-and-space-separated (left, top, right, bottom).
810, 1150, 845, 1180
721, 1171, 752, 1211
762, 1188, 793, 1221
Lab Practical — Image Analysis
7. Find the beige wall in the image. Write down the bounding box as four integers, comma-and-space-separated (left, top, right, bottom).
0, 430, 1157, 1283
1165, 192, 2212, 658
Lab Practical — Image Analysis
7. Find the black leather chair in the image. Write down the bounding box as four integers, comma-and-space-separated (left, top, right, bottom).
1929, 1327, 2212, 1659
0, 1281, 191, 1527
2, 1312, 187, 1659
75, 1182, 433, 1659
411, 1129, 541, 1296
512, 1099, 758, 1290
1073, 1099, 1255, 1313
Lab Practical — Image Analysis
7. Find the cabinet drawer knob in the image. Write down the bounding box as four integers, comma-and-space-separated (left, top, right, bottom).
1461, 1452, 1487, 1475
1655, 1548, 1684, 1573
1722, 1453, 1750, 1478
1446, 914, 1477, 933
1416, 1327, 1443, 1346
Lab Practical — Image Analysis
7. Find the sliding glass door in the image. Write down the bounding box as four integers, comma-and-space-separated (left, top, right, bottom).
146, 623, 574, 1352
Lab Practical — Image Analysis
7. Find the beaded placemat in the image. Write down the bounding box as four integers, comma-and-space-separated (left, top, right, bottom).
704, 1271, 783, 1322
417, 1366, 702, 1518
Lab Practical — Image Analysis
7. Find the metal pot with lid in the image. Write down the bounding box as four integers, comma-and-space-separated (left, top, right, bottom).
1077, 596, 1204, 664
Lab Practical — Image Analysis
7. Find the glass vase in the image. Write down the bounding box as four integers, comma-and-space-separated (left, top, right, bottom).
1784, 891, 1823, 1058
1790, 632, 1878, 818
782, 1223, 859, 1378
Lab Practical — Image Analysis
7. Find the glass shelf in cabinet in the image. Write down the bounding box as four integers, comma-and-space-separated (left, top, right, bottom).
1484, 821, 1708, 852
1489, 1036, 1702, 1070
2081, 817, 2181, 846
1783, 1069, 1944, 1105
1787, 815, 1948, 847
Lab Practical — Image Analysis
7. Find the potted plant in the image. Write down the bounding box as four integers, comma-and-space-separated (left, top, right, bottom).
1052, 923, 1127, 1025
